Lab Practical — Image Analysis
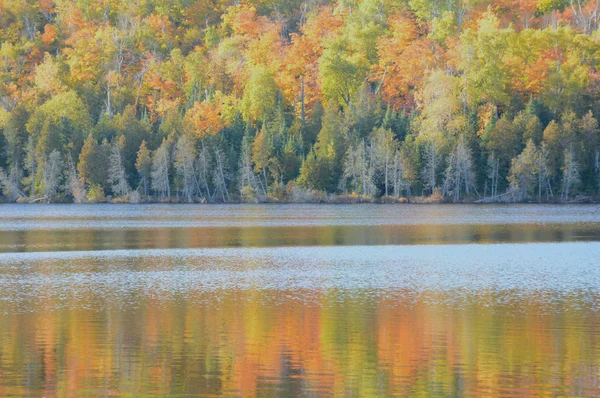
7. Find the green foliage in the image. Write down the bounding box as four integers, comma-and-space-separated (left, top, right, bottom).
241, 66, 278, 122
0, 0, 599, 203
87, 184, 107, 203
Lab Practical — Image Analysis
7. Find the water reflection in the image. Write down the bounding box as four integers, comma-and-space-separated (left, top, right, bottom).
2, 291, 599, 396
2, 204, 600, 396
0, 203, 599, 230
1, 223, 600, 253
1, 244, 600, 396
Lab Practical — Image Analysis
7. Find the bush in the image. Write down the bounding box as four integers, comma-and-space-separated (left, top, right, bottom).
268, 181, 286, 202
241, 185, 259, 203
86, 184, 106, 203
411, 188, 445, 204
286, 182, 321, 203
128, 190, 141, 204
380, 196, 409, 204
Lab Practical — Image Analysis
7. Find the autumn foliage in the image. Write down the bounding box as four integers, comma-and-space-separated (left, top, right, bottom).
0, 0, 600, 202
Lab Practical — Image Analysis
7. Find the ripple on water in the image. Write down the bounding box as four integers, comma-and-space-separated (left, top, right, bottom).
0, 242, 599, 313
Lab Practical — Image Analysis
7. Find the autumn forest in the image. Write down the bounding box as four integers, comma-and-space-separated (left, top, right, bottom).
1, 0, 600, 203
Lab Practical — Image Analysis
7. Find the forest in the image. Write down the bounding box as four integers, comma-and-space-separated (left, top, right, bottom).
1, 0, 600, 203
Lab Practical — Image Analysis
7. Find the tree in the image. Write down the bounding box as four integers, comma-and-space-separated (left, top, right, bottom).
212, 146, 231, 202
239, 136, 263, 202
27, 91, 92, 159
1, 0, 600, 205
184, 101, 225, 139
23, 137, 37, 198
306, 105, 347, 191
241, 66, 278, 122
67, 154, 87, 204
197, 144, 212, 201
42, 150, 63, 202
535, 142, 553, 201
371, 127, 397, 197
443, 137, 475, 202
561, 147, 580, 200
341, 140, 377, 198
487, 152, 500, 199
252, 127, 273, 195
399, 135, 419, 197
1, 104, 29, 170
78, 134, 107, 189
174, 135, 198, 202
280, 138, 301, 183
391, 149, 407, 198
319, 35, 368, 107
374, 15, 436, 108
422, 140, 441, 196
151, 139, 171, 199
136, 141, 152, 196
0, 165, 23, 201
108, 136, 130, 198
508, 140, 539, 201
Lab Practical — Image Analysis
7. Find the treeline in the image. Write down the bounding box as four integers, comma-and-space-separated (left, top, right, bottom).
1, 0, 600, 203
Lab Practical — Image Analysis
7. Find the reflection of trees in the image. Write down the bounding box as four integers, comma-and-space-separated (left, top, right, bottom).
1, 223, 599, 252
1, 288, 599, 396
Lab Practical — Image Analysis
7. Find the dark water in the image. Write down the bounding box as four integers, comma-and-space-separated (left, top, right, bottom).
1, 204, 600, 396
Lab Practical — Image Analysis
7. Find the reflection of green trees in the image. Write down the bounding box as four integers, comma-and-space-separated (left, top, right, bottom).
1, 285, 599, 396
1, 223, 599, 252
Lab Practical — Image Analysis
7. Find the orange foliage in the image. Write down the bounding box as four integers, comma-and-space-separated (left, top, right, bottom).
277, 6, 344, 113
184, 101, 225, 139
39, 0, 56, 17
42, 24, 57, 45
374, 15, 438, 109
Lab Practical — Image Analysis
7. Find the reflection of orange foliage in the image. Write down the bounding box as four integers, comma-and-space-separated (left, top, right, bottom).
185, 101, 224, 138
2, 289, 600, 396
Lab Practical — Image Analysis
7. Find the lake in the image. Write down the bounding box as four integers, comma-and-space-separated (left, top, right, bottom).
1, 204, 600, 396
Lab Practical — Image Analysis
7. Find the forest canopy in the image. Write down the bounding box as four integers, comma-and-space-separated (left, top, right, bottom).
1, 0, 600, 203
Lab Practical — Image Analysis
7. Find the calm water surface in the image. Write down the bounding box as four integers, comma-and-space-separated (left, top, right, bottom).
1, 204, 600, 396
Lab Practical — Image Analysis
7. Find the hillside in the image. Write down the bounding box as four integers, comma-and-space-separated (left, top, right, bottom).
1, 0, 599, 203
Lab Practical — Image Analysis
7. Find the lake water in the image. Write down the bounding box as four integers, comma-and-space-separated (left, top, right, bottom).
1, 204, 600, 396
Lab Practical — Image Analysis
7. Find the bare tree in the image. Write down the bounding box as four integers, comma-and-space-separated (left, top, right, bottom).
390, 150, 404, 197
239, 137, 263, 201
422, 140, 440, 196
535, 142, 553, 202
342, 141, 377, 198
67, 153, 87, 203
341, 144, 358, 195
108, 138, 130, 198
24, 137, 36, 198
561, 146, 580, 200
174, 135, 198, 202
196, 144, 212, 201
42, 149, 63, 202
151, 139, 171, 199
0, 166, 23, 201
212, 146, 231, 202
371, 127, 397, 197
487, 152, 500, 199
443, 138, 475, 202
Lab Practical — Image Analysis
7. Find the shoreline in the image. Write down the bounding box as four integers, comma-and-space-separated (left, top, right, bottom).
2, 197, 599, 205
